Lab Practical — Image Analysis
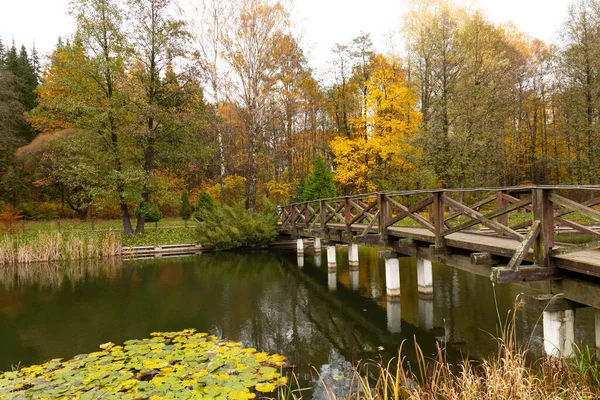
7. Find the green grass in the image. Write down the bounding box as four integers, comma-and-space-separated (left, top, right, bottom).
15, 217, 197, 248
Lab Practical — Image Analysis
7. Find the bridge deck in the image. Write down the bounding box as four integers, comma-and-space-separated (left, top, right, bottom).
326, 223, 600, 278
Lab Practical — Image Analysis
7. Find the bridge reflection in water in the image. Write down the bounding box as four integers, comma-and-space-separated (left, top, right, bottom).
283, 186, 600, 358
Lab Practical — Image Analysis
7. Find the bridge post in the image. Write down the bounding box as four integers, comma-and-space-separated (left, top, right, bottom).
384, 258, 401, 297
320, 200, 326, 229
533, 188, 554, 268
596, 310, 600, 350
327, 245, 337, 269
303, 202, 310, 227
497, 190, 508, 226
433, 192, 445, 249
296, 238, 304, 256
344, 196, 351, 232
378, 192, 389, 237
543, 308, 575, 357
417, 258, 433, 295
314, 238, 322, 254
348, 243, 359, 268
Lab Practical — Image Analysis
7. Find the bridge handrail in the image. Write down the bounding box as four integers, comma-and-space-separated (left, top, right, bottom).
279, 185, 600, 271
281, 185, 600, 208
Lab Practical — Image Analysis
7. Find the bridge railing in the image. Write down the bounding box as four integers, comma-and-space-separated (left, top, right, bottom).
279, 186, 600, 270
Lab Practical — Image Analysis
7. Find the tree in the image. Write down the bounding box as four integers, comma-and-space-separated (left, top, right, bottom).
301, 156, 336, 201
194, 0, 232, 207
126, 0, 206, 234
180, 189, 191, 220
222, 0, 293, 211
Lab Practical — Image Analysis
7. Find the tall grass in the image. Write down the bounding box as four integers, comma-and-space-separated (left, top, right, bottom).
306, 300, 600, 400
0, 231, 121, 265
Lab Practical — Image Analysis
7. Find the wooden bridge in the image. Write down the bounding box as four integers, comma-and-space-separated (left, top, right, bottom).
278, 185, 600, 356
278, 186, 600, 282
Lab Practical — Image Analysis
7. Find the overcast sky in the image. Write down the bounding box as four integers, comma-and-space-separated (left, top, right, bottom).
0, 0, 571, 74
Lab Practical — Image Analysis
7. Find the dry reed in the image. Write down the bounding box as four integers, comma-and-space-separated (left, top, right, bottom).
0, 231, 122, 266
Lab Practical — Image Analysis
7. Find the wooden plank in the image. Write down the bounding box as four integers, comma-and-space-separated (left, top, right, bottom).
442, 198, 531, 237
433, 192, 445, 248
549, 193, 600, 224
348, 200, 376, 225
360, 210, 380, 238
385, 196, 435, 232
442, 195, 524, 240
471, 252, 496, 265
491, 266, 559, 283
507, 220, 541, 271
385, 195, 433, 227
445, 194, 496, 222
552, 240, 600, 255
555, 217, 600, 239
555, 196, 600, 218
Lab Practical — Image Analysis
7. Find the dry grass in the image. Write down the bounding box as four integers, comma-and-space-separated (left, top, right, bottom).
301, 300, 600, 400
0, 231, 121, 265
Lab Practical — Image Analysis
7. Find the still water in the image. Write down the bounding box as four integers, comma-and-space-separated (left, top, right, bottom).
0, 247, 597, 397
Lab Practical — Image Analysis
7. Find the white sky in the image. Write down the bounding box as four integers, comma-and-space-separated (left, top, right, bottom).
0, 0, 571, 74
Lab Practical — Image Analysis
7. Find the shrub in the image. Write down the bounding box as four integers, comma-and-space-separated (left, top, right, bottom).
195, 204, 278, 250
194, 190, 216, 218
180, 190, 191, 220
135, 201, 163, 223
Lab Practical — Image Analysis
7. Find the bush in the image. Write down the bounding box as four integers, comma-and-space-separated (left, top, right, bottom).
194, 190, 216, 218
135, 201, 163, 223
180, 190, 191, 220
195, 204, 278, 250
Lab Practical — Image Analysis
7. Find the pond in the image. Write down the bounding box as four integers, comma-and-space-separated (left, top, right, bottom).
0, 247, 597, 398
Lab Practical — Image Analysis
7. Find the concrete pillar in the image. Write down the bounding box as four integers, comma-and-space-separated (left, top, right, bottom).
418, 297, 434, 331
314, 238, 322, 254
387, 297, 401, 333
595, 309, 600, 350
349, 268, 359, 291
328, 271, 337, 292
296, 239, 304, 256
543, 309, 575, 357
297, 255, 304, 268
314, 253, 322, 268
385, 258, 400, 297
348, 243, 359, 268
417, 258, 433, 295
327, 246, 337, 269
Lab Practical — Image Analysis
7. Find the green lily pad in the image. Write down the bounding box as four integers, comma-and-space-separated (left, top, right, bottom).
0, 329, 288, 399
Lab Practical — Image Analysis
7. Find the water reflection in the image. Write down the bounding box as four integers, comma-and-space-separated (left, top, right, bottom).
0, 248, 598, 399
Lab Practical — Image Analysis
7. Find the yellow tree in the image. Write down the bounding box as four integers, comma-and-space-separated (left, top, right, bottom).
331, 54, 422, 194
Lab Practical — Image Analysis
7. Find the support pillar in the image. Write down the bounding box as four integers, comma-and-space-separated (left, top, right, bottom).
314, 238, 322, 254
417, 258, 433, 295
328, 271, 337, 292
385, 258, 400, 298
387, 297, 401, 333
418, 296, 434, 331
348, 243, 359, 268
596, 310, 600, 349
543, 309, 575, 357
349, 268, 359, 291
327, 246, 337, 269
296, 238, 304, 256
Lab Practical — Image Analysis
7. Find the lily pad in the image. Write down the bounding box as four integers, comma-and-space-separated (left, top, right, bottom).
0, 329, 287, 399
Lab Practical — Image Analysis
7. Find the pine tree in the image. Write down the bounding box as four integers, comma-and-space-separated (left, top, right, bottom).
301, 156, 337, 201
180, 190, 191, 220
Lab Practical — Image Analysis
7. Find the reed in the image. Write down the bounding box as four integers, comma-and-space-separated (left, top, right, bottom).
0, 231, 122, 266
334, 300, 600, 400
